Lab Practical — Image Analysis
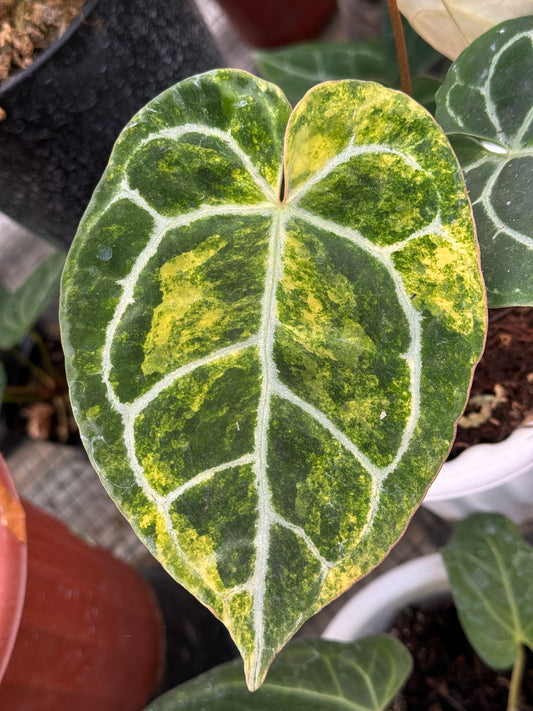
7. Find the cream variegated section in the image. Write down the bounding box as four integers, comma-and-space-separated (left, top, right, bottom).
397, 0, 533, 58
60, 71, 485, 691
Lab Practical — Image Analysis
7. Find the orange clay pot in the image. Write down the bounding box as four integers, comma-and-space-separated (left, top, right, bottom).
0, 454, 164, 710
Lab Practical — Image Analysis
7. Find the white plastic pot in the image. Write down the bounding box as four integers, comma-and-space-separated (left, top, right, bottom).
423, 423, 533, 523
322, 553, 450, 642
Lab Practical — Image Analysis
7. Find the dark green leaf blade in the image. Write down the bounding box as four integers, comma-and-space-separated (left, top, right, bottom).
144, 637, 412, 711
442, 513, 533, 669
256, 41, 386, 105
435, 16, 533, 307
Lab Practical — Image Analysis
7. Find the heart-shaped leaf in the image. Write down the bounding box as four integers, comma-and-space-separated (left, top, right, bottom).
397, 0, 533, 59
144, 637, 412, 711
60, 69, 486, 690
0, 250, 65, 350
435, 16, 533, 307
442, 513, 533, 670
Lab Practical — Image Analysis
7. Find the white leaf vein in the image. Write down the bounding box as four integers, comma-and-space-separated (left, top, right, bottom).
98, 125, 448, 679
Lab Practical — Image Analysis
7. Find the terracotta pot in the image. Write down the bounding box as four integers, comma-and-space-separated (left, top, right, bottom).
0, 455, 164, 710
213, 0, 337, 47
0, 456, 27, 685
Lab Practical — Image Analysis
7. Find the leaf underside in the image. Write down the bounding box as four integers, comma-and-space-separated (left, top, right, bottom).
435, 16, 533, 307
398, 0, 533, 60
442, 513, 533, 670
145, 637, 413, 711
60, 70, 485, 690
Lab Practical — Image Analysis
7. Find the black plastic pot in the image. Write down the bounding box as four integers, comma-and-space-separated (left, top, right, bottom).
0, 0, 222, 249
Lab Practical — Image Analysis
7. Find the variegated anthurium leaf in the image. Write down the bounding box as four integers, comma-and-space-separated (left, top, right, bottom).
435, 17, 533, 307
144, 637, 413, 711
60, 69, 486, 691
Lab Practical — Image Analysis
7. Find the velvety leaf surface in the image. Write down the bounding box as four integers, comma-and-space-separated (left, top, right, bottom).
442, 513, 533, 670
144, 637, 412, 711
0, 251, 65, 350
255, 42, 386, 105
435, 17, 533, 307
60, 69, 485, 690
397, 0, 533, 59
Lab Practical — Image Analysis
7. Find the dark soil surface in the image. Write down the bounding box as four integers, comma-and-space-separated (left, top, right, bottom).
449, 307, 533, 460
387, 603, 533, 711
0, 0, 85, 85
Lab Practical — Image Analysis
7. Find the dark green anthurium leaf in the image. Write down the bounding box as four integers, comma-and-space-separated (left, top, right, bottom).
410, 76, 442, 116
256, 41, 386, 105
0, 250, 66, 350
435, 16, 533, 307
442, 513, 533, 670
144, 637, 413, 711
60, 69, 486, 690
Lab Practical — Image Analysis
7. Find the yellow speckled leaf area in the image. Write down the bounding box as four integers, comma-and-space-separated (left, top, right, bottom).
60, 71, 486, 693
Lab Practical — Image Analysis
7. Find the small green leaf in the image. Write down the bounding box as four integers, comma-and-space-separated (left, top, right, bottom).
442, 513, 533, 670
256, 41, 386, 105
0, 251, 66, 350
435, 17, 533, 307
144, 637, 412, 711
60, 69, 486, 689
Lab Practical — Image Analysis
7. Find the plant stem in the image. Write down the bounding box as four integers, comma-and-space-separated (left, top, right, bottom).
10, 344, 56, 390
386, 0, 412, 96
508, 645, 525, 711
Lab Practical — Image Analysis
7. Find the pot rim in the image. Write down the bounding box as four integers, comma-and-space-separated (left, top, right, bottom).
0, 455, 27, 683
0, 0, 100, 96
425, 421, 533, 501
322, 553, 449, 642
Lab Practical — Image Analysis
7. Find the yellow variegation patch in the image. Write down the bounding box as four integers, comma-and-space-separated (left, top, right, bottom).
60, 70, 486, 690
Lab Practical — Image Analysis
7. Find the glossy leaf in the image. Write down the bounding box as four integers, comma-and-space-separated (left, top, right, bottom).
397, 0, 533, 59
144, 637, 412, 711
256, 41, 386, 105
0, 251, 65, 350
435, 17, 533, 306
60, 69, 486, 690
442, 513, 533, 669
